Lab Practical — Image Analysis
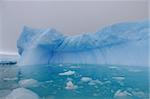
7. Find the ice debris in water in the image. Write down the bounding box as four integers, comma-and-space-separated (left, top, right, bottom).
6, 88, 40, 99
59, 70, 75, 76
108, 66, 118, 69
58, 64, 63, 67
81, 77, 102, 86
19, 79, 39, 88
88, 79, 102, 86
128, 69, 142, 72
65, 81, 78, 90
114, 90, 132, 99
3, 77, 18, 81
69, 65, 81, 69
132, 90, 146, 98
81, 77, 92, 82
112, 76, 125, 81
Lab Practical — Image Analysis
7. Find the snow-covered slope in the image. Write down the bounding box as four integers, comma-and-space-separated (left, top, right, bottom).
17, 20, 149, 66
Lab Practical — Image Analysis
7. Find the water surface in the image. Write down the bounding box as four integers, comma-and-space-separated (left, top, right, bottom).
0, 64, 149, 99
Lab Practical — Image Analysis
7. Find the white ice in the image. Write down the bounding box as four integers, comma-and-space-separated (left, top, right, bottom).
17, 20, 149, 66
5, 88, 40, 99
65, 81, 78, 90
59, 70, 75, 76
81, 77, 92, 82
19, 79, 39, 88
114, 90, 132, 99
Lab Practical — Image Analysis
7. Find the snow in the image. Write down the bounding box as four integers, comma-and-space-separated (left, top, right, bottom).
65, 81, 78, 90
59, 70, 75, 76
5, 88, 40, 99
19, 79, 39, 88
17, 20, 149, 66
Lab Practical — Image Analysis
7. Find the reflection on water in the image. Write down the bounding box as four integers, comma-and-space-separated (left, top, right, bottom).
0, 64, 149, 99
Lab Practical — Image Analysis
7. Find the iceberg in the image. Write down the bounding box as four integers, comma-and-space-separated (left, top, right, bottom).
17, 20, 149, 66
0, 53, 18, 65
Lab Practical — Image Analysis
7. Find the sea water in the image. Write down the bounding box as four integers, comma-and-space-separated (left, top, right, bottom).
0, 64, 149, 99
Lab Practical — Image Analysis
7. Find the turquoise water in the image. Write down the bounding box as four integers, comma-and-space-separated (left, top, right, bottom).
0, 64, 149, 99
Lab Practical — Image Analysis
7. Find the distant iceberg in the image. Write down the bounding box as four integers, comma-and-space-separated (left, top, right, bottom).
17, 20, 149, 66
0, 53, 18, 65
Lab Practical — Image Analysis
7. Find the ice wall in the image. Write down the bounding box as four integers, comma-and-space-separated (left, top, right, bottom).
17, 20, 149, 66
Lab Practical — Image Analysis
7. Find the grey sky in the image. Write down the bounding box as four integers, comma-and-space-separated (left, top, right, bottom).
0, 0, 149, 53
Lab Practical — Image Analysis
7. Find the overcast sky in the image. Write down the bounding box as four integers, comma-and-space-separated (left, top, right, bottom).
0, 0, 149, 53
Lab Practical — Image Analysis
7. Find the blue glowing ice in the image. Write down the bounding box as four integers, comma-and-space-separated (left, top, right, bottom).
17, 20, 149, 66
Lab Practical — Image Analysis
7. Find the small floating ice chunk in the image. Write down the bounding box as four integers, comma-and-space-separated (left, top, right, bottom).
6, 88, 39, 99
109, 66, 118, 69
3, 77, 18, 81
132, 91, 146, 98
88, 80, 102, 86
114, 90, 132, 99
69, 66, 81, 69
19, 79, 39, 88
65, 81, 78, 90
103, 80, 111, 84
45, 80, 53, 83
88, 81, 96, 86
59, 70, 75, 76
81, 77, 92, 82
128, 69, 142, 72
112, 76, 125, 81
59, 64, 63, 67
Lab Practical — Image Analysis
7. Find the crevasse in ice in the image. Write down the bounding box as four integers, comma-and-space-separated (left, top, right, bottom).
17, 20, 149, 66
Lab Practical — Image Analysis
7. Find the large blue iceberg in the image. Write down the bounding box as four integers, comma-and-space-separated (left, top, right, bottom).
17, 20, 149, 66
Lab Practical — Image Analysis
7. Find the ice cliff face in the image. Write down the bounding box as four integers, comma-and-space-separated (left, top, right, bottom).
17, 20, 149, 66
